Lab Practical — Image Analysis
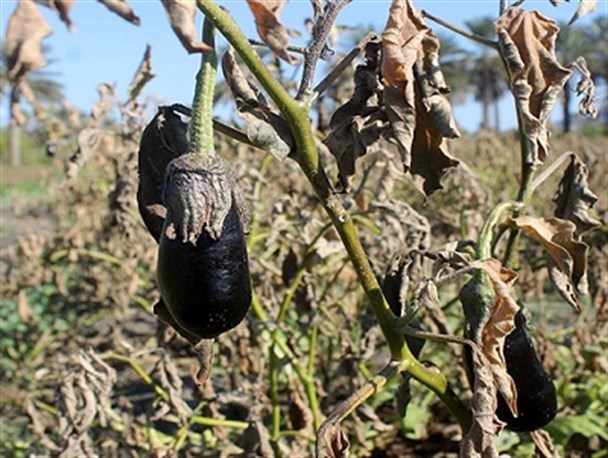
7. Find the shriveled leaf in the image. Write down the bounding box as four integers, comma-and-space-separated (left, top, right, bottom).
5, 0, 53, 85
97, 0, 140, 25
155, 352, 192, 423
568, 0, 597, 24
17, 289, 33, 323
531, 429, 558, 458
287, 389, 314, 432
88, 83, 115, 127
317, 423, 350, 458
381, 0, 460, 196
34, 0, 74, 30
160, 0, 211, 54
127, 45, 155, 103
460, 350, 502, 458
192, 338, 214, 387
510, 216, 589, 311
221, 49, 294, 161
569, 57, 598, 118
236, 420, 275, 457
496, 8, 572, 165
246, 0, 298, 64
553, 154, 600, 235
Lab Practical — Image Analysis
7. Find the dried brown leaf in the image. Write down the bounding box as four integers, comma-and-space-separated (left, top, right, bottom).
246, 0, 298, 64
156, 352, 192, 423
531, 429, 559, 458
221, 49, 294, 161
570, 57, 598, 118
160, 0, 211, 54
381, 0, 460, 196
553, 154, 600, 235
568, 0, 597, 24
34, 0, 74, 30
496, 8, 572, 165
17, 289, 33, 323
5, 0, 53, 85
317, 423, 350, 458
236, 419, 275, 457
511, 216, 589, 311
97, 0, 140, 25
127, 45, 155, 103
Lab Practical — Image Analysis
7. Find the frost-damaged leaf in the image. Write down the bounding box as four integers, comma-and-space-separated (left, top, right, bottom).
553, 154, 600, 235
317, 423, 350, 458
5, 0, 53, 85
34, 0, 74, 30
460, 350, 502, 458
471, 259, 519, 417
569, 0, 597, 24
127, 45, 155, 103
323, 38, 386, 190
531, 429, 558, 458
496, 8, 572, 165
97, 0, 140, 25
381, 0, 460, 196
221, 49, 294, 161
510, 216, 589, 311
160, 0, 211, 54
569, 57, 598, 118
246, 0, 298, 65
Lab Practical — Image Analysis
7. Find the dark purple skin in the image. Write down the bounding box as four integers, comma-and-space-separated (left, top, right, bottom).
157, 202, 251, 339
495, 309, 557, 432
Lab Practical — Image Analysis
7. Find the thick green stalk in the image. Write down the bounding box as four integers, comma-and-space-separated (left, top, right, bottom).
189, 18, 217, 161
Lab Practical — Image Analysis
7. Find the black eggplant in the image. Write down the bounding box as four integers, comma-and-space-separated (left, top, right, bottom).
157, 153, 251, 340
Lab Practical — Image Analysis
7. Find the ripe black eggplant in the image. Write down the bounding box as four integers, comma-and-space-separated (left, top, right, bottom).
460, 274, 557, 432
495, 308, 557, 432
157, 153, 251, 340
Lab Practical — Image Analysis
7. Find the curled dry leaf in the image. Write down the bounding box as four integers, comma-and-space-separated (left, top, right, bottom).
5, 0, 53, 85
553, 154, 600, 235
317, 423, 350, 458
160, 0, 212, 54
221, 49, 294, 161
510, 215, 589, 311
381, 0, 460, 196
569, 57, 598, 118
568, 0, 597, 24
531, 429, 559, 458
236, 419, 275, 457
34, 0, 74, 30
496, 8, 572, 165
127, 45, 155, 103
246, 0, 298, 64
97, 0, 140, 25
155, 352, 192, 423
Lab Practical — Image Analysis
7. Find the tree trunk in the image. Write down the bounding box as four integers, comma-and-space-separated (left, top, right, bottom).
9, 88, 22, 167
481, 58, 490, 130
563, 80, 571, 133
494, 99, 501, 131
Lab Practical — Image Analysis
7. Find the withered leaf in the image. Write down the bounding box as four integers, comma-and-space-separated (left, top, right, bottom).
553, 154, 600, 235
570, 56, 598, 118
568, 0, 597, 24
160, 0, 211, 54
127, 45, 155, 103
317, 423, 350, 458
5, 0, 53, 85
496, 8, 572, 165
381, 0, 460, 196
246, 0, 298, 65
510, 216, 589, 311
97, 0, 140, 25
34, 0, 74, 30
156, 352, 192, 423
221, 49, 294, 161
531, 429, 559, 458
236, 420, 275, 457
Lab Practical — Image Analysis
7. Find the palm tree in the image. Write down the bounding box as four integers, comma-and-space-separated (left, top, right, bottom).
556, 21, 595, 132
465, 17, 508, 131
1, 42, 64, 166
437, 32, 472, 106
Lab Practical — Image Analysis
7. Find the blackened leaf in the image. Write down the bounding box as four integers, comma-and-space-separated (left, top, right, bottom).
381, 0, 460, 196
221, 49, 294, 161
510, 216, 589, 311
568, 0, 597, 24
570, 57, 598, 118
496, 8, 572, 165
160, 0, 212, 54
127, 45, 155, 103
34, 0, 74, 30
97, 0, 140, 25
246, 0, 298, 64
5, 0, 53, 85
553, 154, 600, 235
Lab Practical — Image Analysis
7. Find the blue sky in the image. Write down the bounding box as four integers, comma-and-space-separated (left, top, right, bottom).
0, 0, 606, 131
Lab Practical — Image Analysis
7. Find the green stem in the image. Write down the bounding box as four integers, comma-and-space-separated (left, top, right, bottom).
477, 201, 522, 259
189, 18, 217, 161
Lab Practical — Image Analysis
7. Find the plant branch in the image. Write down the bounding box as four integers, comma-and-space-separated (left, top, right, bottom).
422, 10, 499, 50
529, 151, 574, 193
248, 38, 307, 55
